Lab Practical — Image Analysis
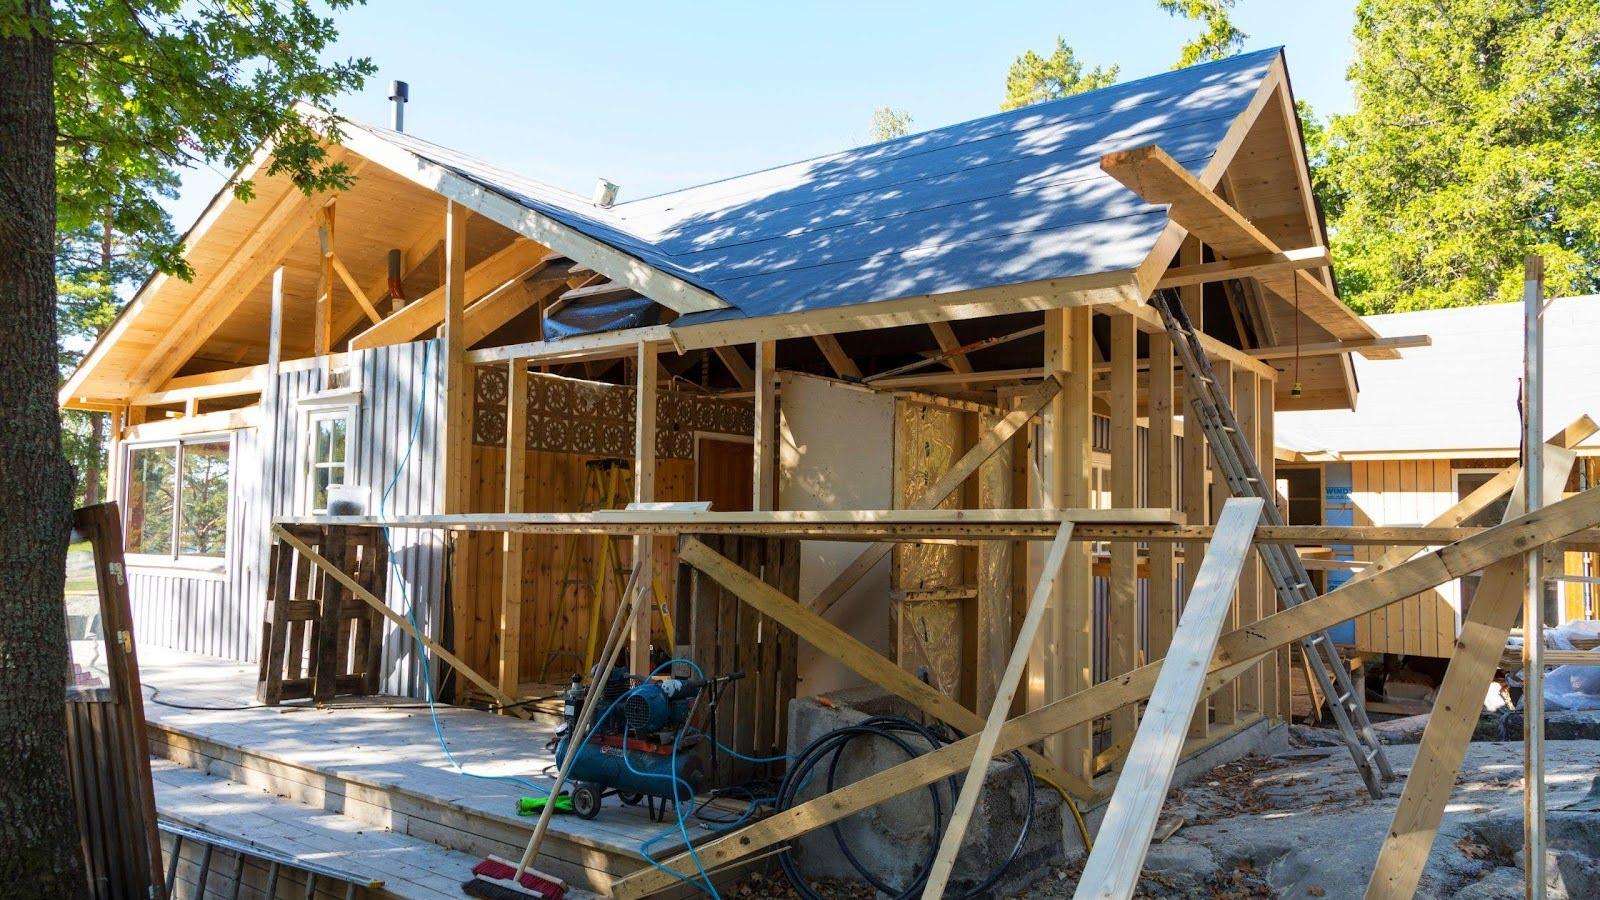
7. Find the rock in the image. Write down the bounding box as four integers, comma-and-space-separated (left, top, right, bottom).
1454, 866, 1529, 900
1140, 841, 1217, 880
1372, 712, 1430, 744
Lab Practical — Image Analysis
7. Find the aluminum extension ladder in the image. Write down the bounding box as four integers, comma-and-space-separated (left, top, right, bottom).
1152, 288, 1394, 799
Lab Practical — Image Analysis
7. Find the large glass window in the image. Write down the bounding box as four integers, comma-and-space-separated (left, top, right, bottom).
308, 409, 352, 514
126, 446, 176, 556
124, 437, 231, 563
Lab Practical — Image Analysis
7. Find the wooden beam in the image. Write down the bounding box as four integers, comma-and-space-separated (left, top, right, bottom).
927, 321, 974, 386
126, 170, 327, 390
1100, 144, 1392, 359
131, 376, 264, 407
1108, 312, 1139, 746
1074, 499, 1262, 900
812, 334, 861, 380
753, 342, 776, 511
1365, 445, 1579, 900
713, 345, 754, 391
441, 202, 472, 675
498, 361, 528, 700
314, 202, 336, 355
677, 536, 1098, 803
334, 123, 729, 316
460, 259, 568, 347
271, 524, 517, 707
1249, 335, 1430, 361
921, 522, 1078, 898
1049, 305, 1094, 778
1147, 330, 1177, 664
331, 253, 382, 325
809, 375, 1063, 618
611, 486, 1600, 899
558, 280, 636, 304
348, 239, 545, 350
1155, 246, 1329, 289
632, 342, 657, 673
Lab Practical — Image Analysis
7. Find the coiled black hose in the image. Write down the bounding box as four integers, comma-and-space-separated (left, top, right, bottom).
772, 715, 1035, 899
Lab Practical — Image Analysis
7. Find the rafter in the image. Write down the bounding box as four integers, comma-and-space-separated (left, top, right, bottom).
348, 239, 546, 350
1101, 144, 1395, 360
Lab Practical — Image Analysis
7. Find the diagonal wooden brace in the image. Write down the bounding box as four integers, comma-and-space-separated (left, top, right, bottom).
678, 533, 1098, 802
1363, 442, 1579, 900
613, 486, 1600, 898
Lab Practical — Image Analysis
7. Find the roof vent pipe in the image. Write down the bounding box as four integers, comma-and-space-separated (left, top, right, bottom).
593, 178, 619, 208
388, 80, 409, 132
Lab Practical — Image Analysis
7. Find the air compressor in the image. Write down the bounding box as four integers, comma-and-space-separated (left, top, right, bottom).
553, 664, 742, 820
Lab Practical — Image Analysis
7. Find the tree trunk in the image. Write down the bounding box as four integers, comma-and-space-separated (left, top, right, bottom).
84, 413, 103, 505
0, 2, 89, 896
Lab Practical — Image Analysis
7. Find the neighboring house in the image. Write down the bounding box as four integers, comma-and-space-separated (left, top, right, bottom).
1277, 297, 1600, 659
60, 47, 1396, 778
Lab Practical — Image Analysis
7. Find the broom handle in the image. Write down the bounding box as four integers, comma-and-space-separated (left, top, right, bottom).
516, 561, 648, 880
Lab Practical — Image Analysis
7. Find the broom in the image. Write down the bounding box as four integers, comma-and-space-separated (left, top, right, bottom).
463, 562, 648, 899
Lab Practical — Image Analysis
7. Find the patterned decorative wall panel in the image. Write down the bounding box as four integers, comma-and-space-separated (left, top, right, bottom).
472, 368, 753, 459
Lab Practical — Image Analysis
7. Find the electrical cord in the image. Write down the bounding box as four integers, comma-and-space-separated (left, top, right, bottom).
772, 714, 1035, 900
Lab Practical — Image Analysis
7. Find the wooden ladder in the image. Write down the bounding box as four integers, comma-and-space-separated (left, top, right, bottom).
1152, 288, 1394, 799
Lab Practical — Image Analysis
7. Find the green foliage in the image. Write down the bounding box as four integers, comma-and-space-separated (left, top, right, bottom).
868, 107, 914, 142
1313, 0, 1600, 314
4, 1, 375, 504
19, 0, 376, 279
1001, 37, 1118, 111
1159, 0, 1246, 67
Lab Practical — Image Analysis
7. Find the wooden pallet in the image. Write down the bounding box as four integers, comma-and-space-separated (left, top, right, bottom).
258, 525, 388, 705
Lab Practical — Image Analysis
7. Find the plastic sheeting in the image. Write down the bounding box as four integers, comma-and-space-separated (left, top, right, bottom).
1509, 620, 1600, 710
542, 292, 661, 342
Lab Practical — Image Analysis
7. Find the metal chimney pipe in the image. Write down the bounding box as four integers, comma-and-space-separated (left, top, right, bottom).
389, 80, 409, 131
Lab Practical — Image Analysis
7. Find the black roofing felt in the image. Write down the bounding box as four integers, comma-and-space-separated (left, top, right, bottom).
368, 48, 1282, 327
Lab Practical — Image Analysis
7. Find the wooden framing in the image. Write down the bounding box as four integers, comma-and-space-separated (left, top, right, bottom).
752, 341, 777, 511
921, 521, 1076, 898
1153, 245, 1328, 289
631, 342, 657, 672
1364, 442, 1580, 900
1101, 144, 1392, 359
497, 360, 528, 699
612, 486, 1600, 898
1074, 499, 1262, 900
677, 533, 1098, 802
348, 238, 546, 350
1107, 311, 1139, 747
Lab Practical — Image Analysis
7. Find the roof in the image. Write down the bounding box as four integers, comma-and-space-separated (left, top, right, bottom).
1277, 297, 1600, 458
64, 46, 1377, 410
358, 47, 1284, 328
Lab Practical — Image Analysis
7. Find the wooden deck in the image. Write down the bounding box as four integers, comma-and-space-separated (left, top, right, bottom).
140, 647, 721, 898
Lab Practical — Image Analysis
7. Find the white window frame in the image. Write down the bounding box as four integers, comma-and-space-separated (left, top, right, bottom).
304, 404, 358, 515
121, 432, 234, 573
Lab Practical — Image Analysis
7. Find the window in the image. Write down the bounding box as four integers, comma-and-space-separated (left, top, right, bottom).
308, 408, 353, 514
125, 437, 231, 563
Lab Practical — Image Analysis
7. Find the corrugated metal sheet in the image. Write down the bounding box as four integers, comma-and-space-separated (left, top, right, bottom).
128, 341, 446, 698
352, 48, 1281, 327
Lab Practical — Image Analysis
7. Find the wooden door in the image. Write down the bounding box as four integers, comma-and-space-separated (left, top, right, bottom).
696, 437, 753, 512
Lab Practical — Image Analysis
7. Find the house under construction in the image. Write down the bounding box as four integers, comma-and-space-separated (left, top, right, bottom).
57, 47, 1598, 900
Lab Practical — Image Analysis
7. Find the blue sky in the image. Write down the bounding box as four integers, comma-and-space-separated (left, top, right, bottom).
166, 1, 1358, 225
